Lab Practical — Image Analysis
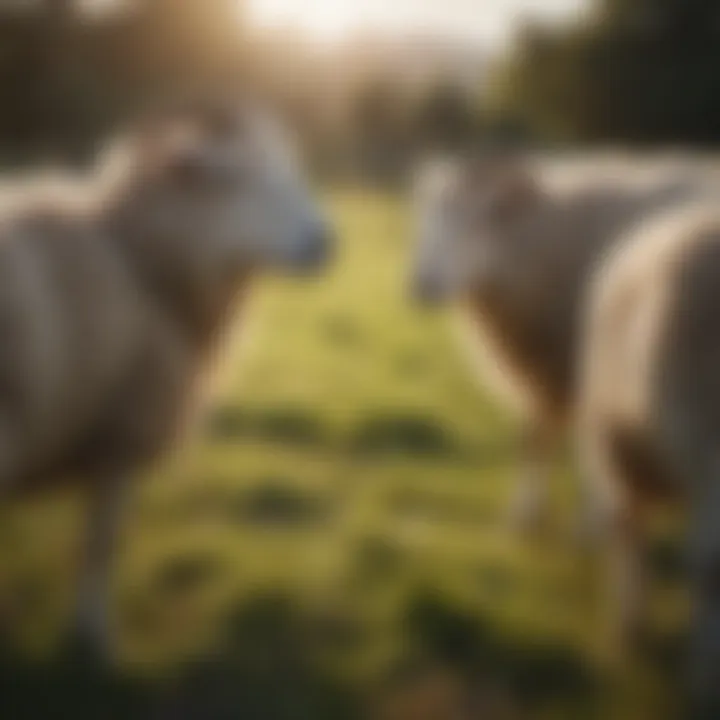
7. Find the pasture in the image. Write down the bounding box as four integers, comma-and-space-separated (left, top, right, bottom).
0, 190, 686, 719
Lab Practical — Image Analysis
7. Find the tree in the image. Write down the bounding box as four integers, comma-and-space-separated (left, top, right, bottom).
351, 79, 412, 181
490, 0, 720, 146
413, 82, 479, 152
0, 0, 249, 161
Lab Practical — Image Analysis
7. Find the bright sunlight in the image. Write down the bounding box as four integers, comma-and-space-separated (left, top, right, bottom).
246, 0, 586, 43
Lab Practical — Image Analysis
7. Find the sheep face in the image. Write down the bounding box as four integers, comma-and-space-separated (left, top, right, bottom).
411, 156, 541, 304
122, 102, 333, 278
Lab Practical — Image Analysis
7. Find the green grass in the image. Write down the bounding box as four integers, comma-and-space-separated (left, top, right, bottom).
0, 190, 686, 719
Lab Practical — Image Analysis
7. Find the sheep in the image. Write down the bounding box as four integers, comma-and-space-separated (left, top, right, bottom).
0, 98, 333, 655
579, 202, 720, 707
410, 153, 712, 532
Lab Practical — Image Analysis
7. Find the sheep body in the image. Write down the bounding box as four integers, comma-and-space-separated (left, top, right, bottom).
0, 101, 332, 651
413, 155, 718, 528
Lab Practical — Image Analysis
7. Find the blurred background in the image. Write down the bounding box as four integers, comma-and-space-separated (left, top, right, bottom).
0, 0, 714, 718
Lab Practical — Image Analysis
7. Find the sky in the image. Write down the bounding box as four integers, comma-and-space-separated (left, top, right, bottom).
246, 0, 588, 45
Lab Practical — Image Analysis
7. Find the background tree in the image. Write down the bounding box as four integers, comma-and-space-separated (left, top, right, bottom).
350, 79, 413, 182
412, 82, 479, 152
490, 0, 720, 146
0, 0, 248, 162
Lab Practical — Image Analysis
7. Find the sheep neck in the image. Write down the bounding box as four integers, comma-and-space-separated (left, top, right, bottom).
100, 201, 251, 353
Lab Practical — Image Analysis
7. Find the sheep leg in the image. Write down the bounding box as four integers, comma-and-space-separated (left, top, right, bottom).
508, 423, 555, 533
577, 423, 650, 653
606, 497, 648, 651
573, 468, 615, 547
688, 480, 720, 714
73, 470, 129, 658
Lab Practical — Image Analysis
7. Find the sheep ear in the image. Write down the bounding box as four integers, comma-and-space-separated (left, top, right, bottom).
128, 111, 209, 184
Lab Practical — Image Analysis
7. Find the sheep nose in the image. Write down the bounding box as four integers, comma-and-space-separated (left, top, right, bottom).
298, 220, 334, 271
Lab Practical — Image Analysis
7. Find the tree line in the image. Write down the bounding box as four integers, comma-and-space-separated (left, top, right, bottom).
490, 0, 720, 146
0, 0, 719, 175
0, 0, 244, 161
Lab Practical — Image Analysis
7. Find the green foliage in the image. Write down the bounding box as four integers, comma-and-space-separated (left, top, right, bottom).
491, 0, 720, 145
412, 82, 480, 152
0, 3, 488, 178
0, 0, 246, 162
349, 78, 484, 182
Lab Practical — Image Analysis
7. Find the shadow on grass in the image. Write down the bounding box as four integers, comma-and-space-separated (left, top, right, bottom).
347, 412, 516, 464
400, 591, 601, 717
647, 533, 686, 584
206, 404, 513, 466
157, 591, 605, 719
207, 406, 464, 459
0, 589, 617, 720
237, 481, 333, 527
0, 647, 152, 720
0, 596, 360, 720
348, 412, 460, 458
138, 481, 333, 530
353, 536, 406, 583
150, 551, 227, 599
205, 406, 328, 448
156, 594, 361, 720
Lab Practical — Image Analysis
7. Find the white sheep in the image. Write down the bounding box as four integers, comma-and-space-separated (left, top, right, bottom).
579, 201, 720, 706
0, 98, 333, 655
410, 152, 711, 532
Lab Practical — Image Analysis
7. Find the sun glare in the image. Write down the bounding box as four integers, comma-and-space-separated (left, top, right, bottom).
246, 0, 588, 45
247, 0, 361, 40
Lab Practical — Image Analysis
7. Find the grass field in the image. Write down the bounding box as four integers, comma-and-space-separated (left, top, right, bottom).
0, 190, 686, 719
